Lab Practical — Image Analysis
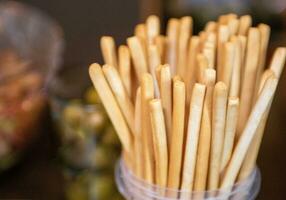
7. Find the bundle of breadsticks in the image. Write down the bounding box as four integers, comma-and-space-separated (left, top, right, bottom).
89, 13, 286, 193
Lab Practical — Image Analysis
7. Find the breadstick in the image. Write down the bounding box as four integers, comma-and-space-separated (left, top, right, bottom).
238, 35, 247, 87
155, 35, 166, 62
166, 18, 180, 75
221, 41, 235, 87
208, 82, 228, 190
205, 21, 217, 32
177, 16, 193, 77
269, 47, 286, 79
218, 15, 228, 25
181, 83, 206, 194
220, 97, 239, 172
167, 80, 186, 189
149, 99, 168, 187
102, 65, 135, 135
194, 69, 216, 191
217, 25, 230, 81
239, 49, 286, 180
100, 36, 118, 68
141, 73, 155, 183
148, 44, 161, 97
228, 18, 239, 36
89, 63, 132, 153
253, 24, 271, 98
134, 23, 147, 56
134, 88, 143, 178
146, 15, 160, 44
203, 40, 216, 68
127, 36, 148, 79
186, 36, 200, 104
238, 15, 252, 36
229, 37, 242, 97
238, 28, 260, 135
221, 77, 278, 188
197, 54, 209, 83
160, 65, 172, 148
118, 45, 131, 97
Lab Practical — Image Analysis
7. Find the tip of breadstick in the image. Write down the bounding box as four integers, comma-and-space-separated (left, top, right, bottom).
215, 81, 228, 91
149, 98, 161, 110
228, 96, 239, 105
100, 36, 114, 45
193, 82, 206, 92
202, 68, 216, 85
89, 63, 102, 76
147, 15, 159, 21
173, 75, 183, 82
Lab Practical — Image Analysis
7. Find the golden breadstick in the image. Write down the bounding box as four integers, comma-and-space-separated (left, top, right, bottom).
118, 45, 131, 97
141, 73, 155, 183
203, 40, 216, 68
238, 28, 260, 135
220, 97, 239, 172
155, 35, 166, 62
181, 83, 206, 194
167, 80, 186, 189
239, 49, 286, 180
205, 21, 217, 32
173, 75, 182, 82
148, 44, 161, 97
229, 37, 242, 97
238, 15, 252, 35
228, 18, 239, 36
102, 65, 135, 135
253, 24, 271, 98
218, 15, 228, 25
194, 69, 216, 191
217, 25, 230, 81
185, 36, 200, 104
134, 23, 147, 55
221, 77, 278, 188
238, 35, 247, 85
149, 99, 168, 187
208, 82, 228, 190
127, 36, 148, 79
155, 65, 163, 89
177, 16, 193, 77
270, 47, 286, 79
146, 15, 160, 44
166, 18, 180, 75
197, 54, 209, 83
89, 63, 132, 152
100, 36, 118, 68
134, 88, 143, 178
160, 65, 172, 148
221, 41, 235, 87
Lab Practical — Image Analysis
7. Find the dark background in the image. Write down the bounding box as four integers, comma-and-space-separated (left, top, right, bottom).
0, 0, 286, 199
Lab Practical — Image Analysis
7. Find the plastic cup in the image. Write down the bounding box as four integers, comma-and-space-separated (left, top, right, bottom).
115, 158, 261, 200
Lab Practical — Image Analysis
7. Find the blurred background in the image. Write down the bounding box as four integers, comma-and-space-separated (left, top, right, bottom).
0, 0, 285, 199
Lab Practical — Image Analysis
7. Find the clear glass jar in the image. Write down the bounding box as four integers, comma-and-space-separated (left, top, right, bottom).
115, 158, 261, 200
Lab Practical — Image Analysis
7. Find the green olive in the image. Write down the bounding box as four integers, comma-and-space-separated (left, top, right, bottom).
85, 111, 106, 133
102, 126, 120, 147
62, 104, 85, 128
90, 175, 114, 200
84, 87, 101, 104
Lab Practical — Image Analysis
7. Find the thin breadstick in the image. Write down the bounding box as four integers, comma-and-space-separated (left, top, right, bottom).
134, 88, 143, 178
238, 72, 275, 181
228, 18, 239, 36
134, 24, 147, 55
221, 41, 235, 87
102, 65, 135, 135
197, 54, 209, 83
217, 25, 230, 81
127, 36, 148, 79
118, 45, 131, 97
141, 73, 155, 183
194, 69, 216, 191
166, 18, 180, 75
167, 80, 186, 189
173, 75, 182, 82
269, 47, 286, 79
155, 35, 166, 62
205, 21, 217, 32
238, 35, 247, 87
218, 15, 228, 25
203, 41, 216, 68
148, 44, 161, 97
239, 50, 286, 180
155, 65, 163, 88
199, 31, 208, 50
100, 36, 118, 68
181, 83, 206, 194
220, 97, 239, 172
238, 28, 261, 135
149, 99, 168, 187
89, 63, 132, 152
253, 24, 271, 98
186, 36, 200, 104
221, 77, 278, 188
160, 65, 172, 148
229, 37, 242, 97
177, 16, 193, 77
208, 82, 228, 190
238, 15, 252, 35
146, 15, 160, 44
